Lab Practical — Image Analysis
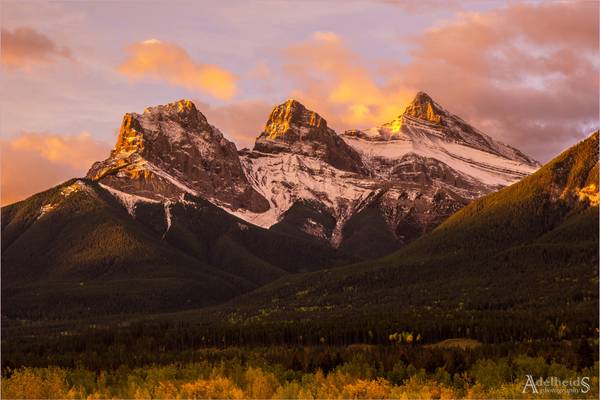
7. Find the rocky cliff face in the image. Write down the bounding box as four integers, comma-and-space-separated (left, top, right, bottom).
402, 91, 443, 123
87, 99, 269, 212
254, 100, 365, 173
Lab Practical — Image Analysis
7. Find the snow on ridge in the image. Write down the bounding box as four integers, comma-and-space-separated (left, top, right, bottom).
37, 180, 92, 220
140, 160, 200, 196
99, 183, 160, 216
341, 108, 539, 186
233, 152, 376, 230
341, 131, 538, 187
162, 201, 173, 239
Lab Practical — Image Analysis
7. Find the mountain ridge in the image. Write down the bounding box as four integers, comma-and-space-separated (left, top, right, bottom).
9, 93, 541, 257
233, 93, 539, 252
344, 91, 540, 169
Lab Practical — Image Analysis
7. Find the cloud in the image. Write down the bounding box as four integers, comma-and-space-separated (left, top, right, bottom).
119, 39, 237, 100
1, 132, 110, 206
391, 1, 599, 161
282, 31, 413, 131
380, 0, 469, 13
1, 26, 73, 69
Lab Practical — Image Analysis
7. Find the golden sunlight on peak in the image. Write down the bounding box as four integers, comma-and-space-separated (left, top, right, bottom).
176, 99, 195, 111
388, 117, 403, 133
142, 39, 162, 45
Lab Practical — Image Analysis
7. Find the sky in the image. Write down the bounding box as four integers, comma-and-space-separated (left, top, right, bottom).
1, 0, 598, 205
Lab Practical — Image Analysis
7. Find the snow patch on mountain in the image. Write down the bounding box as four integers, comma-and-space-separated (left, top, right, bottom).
162, 201, 173, 238
342, 115, 538, 187
229, 151, 375, 229
99, 183, 160, 216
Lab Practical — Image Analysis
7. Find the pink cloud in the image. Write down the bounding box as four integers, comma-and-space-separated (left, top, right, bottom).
391, 1, 599, 161
1, 27, 73, 69
1, 132, 110, 206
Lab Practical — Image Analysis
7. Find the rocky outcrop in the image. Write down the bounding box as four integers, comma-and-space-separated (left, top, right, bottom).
87, 99, 269, 212
402, 91, 443, 124
254, 100, 366, 173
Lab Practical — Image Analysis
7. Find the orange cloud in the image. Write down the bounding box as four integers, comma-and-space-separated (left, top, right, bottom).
283, 32, 413, 130
1, 132, 110, 206
1, 27, 73, 69
119, 39, 237, 100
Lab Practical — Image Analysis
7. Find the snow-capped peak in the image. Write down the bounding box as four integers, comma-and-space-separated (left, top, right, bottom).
340, 91, 540, 183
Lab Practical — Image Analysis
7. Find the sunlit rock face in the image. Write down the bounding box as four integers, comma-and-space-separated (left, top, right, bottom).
87, 99, 269, 212
262, 99, 327, 141
402, 91, 442, 124
254, 100, 366, 173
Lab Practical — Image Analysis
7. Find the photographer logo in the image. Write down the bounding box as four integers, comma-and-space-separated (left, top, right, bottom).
522, 375, 591, 395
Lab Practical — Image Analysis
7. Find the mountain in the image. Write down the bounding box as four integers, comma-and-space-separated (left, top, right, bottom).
1, 181, 349, 319
254, 99, 366, 173
1, 94, 542, 318
396, 130, 598, 256
87, 99, 269, 212
189, 131, 598, 343
341, 91, 539, 186
234, 93, 539, 257
1, 179, 251, 318
64, 94, 539, 257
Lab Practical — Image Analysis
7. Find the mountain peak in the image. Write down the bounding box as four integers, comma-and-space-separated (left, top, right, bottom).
142, 99, 208, 128
87, 101, 269, 212
282, 98, 304, 107
144, 98, 196, 113
412, 91, 433, 102
402, 91, 443, 123
262, 99, 327, 141
253, 100, 365, 173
